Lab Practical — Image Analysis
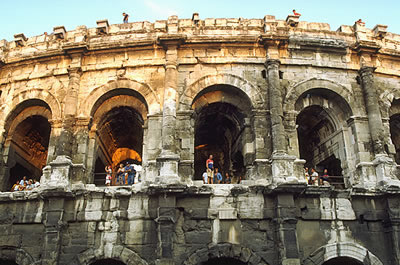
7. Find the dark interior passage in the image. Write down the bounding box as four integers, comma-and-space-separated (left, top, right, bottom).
201, 257, 247, 265
322, 257, 363, 265
90, 259, 126, 265
94, 106, 143, 184
194, 102, 245, 181
297, 105, 343, 180
390, 114, 400, 164
6, 115, 50, 190
0, 259, 18, 265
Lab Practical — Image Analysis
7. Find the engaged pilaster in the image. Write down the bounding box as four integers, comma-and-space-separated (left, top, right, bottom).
359, 67, 399, 186
265, 60, 299, 184
157, 36, 185, 183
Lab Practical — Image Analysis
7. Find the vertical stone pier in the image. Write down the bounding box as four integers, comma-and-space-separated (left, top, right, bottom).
265, 59, 298, 184
157, 34, 185, 183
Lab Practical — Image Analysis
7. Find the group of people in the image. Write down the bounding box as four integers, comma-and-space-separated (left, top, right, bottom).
202, 155, 242, 184
105, 162, 141, 186
10, 176, 40, 191
304, 167, 330, 186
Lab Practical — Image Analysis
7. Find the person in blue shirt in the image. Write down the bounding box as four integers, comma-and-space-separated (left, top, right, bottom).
125, 162, 136, 185
214, 168, 223, 184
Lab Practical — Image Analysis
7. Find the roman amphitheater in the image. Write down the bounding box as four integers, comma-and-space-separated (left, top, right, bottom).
0, 13, 399, 265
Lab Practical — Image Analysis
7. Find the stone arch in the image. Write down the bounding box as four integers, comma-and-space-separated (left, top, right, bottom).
180, 74, 265, 111
380, 85, 400, 118
81, 78, 161, 117
76, 246, 148, 265
1, 89, 61, 126
183, 243, 269, 265
0, 246, 36, 265
284, 78, 354, 115
303, 242, 383, 265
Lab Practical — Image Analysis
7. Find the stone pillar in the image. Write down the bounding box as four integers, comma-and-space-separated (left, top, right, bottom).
155, 194, 176, 265
265, 60, 299, 184
359, 67, 385, 155
42, 67, 82, 189
41, 195, 66, 265
157, 38, 184, 183
359, 67, 399, 186
387, 196, 400, 264
274, 193, 301, 265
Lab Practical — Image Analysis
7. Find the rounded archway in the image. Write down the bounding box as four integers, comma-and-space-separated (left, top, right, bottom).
192, 85, 252, 182
322, 257, 363, 265
89, 89, 147, 186
295, 88, 352, 188
1, 100, 52, 191
201, 257, 246, 265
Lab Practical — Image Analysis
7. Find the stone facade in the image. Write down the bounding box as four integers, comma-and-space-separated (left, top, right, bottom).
0, 14, 400, 265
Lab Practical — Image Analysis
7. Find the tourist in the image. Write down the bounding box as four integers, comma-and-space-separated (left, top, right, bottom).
214, 168, 223, 184
292, 9, 301, 16
320, 169, 330, 186
304, 167, 310, 184
125, 162, 136, 185
105, 165, 112, 186
33, 179, 40, 188
117, 163, 125, 185
26, 179, 34, 190
224, 173, 231, 184
19, 176, 27, 186
356, 19, 365, 26
122, 13, 129, 23
206, 155, 214, 184
310, 168, 319, 186
202, 171, 208, 184
11, 180, 19, 192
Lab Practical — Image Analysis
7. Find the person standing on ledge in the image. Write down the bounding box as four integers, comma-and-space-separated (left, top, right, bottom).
206, 155, 214, 184
292, 9, 301, 16
122, 12, 129, 23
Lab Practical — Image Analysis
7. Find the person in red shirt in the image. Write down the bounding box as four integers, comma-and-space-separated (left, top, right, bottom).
292, 9, 301, 17
206, 155, 214, 184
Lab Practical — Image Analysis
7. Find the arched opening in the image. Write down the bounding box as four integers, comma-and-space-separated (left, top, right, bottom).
90, 259, 126, 265
295, 89, 352, 188
201, 257, 246, 265
2, 101, 52, 191
92, 106, 144, 185
192, 85, 252, 183
89, 89, 148, 186
322, 257, 363, 265
390, 114, 400, 164
0, 259, 18, 265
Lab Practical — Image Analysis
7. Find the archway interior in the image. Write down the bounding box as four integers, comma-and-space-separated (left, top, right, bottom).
296, 105, 344, 184
94, 106, 143, 185
0, 259, 18, 265
194, 102, 245, 181
322, 257, 363, 265
7, 115, 50, 190
390, 114, 400, 164
201, 257, 247, 265
90, 259, 126, 265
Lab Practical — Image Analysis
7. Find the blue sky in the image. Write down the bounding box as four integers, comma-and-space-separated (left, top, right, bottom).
1, 0, 399, 41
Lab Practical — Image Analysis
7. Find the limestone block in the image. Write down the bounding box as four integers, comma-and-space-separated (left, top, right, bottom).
205, 18, 215, 27
219, 208, 237, 220
320, 197, 335, 220
238, 194, 264, 219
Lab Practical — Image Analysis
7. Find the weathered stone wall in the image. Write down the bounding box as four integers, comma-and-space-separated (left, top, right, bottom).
0, 14, 400, 265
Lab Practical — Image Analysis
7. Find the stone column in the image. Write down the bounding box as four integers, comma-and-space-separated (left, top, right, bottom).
359, 67, 399, 186
42, 67, 82, 189
155, 194, 176, 265
41, 195, 66, 265
265, 60, 299, 184
157, 38, 183, 183
274, 193, 301, 265
359, 67, 385, 155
